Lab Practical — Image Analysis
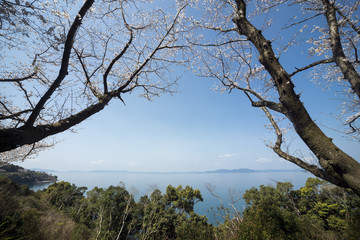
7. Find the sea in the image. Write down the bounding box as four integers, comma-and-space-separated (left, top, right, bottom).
31, 170, 312, 225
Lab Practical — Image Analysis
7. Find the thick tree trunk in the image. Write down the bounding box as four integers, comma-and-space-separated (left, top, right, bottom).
233, 0, 360, 196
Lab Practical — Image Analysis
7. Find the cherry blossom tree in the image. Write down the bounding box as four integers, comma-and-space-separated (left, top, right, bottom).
2, 0, 360, 196
0, 0, 188, 161
184, 0, 360, 195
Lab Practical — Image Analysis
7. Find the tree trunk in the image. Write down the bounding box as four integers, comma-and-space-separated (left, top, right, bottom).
233, 0, 360, 196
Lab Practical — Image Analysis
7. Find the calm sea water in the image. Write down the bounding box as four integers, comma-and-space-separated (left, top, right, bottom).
32, 171, 312, 224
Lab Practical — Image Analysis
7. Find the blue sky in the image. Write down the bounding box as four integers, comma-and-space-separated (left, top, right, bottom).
19, 72, 281, 171
19, 68, 360, 172
18, 1, 360, 172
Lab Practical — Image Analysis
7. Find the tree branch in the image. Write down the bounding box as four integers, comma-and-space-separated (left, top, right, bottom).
290, 58, 334, 77
0, 72, 37, 82
282, 13, 322, 30
335, 6, 360, 35
195, 24, 237, 34
24, 0, 95, 128
233, 0, 360, 195
251, 100, 286, 114
322, 0, 360, 99
118, 4, 187, 93
261, 106, 348, 187
0, 94, 113, 152
0, 109, 32, 121
74, 48, 101, 98
103, 2, 133, 94
187, 39, 247, 48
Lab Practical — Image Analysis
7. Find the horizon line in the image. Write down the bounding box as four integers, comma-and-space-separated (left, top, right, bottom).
29, 167, 304, 174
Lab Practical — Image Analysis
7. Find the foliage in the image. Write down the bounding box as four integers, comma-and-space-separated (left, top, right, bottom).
0, 176, 90, 240
76, 185, 137, 239
164, 185, 203, 214
43, 182, 212, 239
216, 178, 360, 240
136, 185, 212, 240
175, 212, 214, 240
1, 176, 360, 239
45, 181, 87, 213
0, 163, 57, 185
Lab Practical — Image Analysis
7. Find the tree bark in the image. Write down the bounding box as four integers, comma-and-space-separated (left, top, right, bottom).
233, 0, 360, 196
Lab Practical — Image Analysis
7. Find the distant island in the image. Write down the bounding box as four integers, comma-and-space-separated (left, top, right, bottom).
0, 163, 57, 186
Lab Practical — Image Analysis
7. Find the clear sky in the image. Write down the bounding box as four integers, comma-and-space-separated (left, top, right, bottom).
17, 1, 360, 172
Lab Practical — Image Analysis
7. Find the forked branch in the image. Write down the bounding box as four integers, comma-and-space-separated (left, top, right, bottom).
261, 106, 347, 187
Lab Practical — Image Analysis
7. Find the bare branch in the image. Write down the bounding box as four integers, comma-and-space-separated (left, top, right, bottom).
335, 6, 360, 35
195, 24, 237, 34
289, 58, 334, 77
322, 0, 360, 99
17, 81, 35, 109
24, 0, 95, 128
103, 2, 133, 94
187, 39, 247, 48
118, 4, 187, 93
0, 109, 32, 121
261, 106, 347, 187
0, 72, 37, 82
74, 48, 102, 99
281, 13, 322, 30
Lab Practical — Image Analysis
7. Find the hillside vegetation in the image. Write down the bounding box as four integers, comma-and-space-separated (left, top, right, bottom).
0, 163, 57, 186
1, 176, 360, 239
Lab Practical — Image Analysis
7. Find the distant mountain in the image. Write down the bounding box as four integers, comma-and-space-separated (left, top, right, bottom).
30, 168, 57, 173
91, 170, 130, 173
203, 168, 256, 173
